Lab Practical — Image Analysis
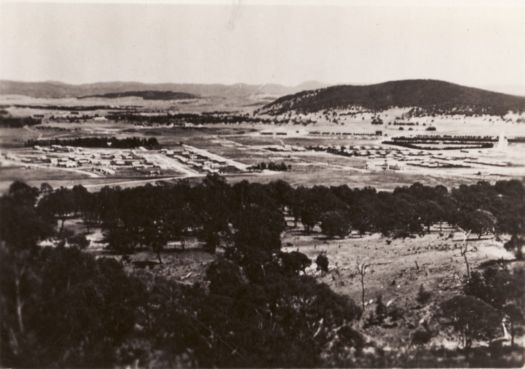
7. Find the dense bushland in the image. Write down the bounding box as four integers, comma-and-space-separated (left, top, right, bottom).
1, 177, 524, 367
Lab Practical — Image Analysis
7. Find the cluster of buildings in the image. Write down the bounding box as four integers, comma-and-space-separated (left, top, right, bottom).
161, 146, 240, 174
310, 144, 407, 159
308, 130, 383, 137
30, 145, 162, 175
308, 143, 486, 171
5, 141, 249, 179
263, 144, 306, 153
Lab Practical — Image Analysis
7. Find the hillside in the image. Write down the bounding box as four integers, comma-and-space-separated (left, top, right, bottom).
0, 80, 326, 99
258, 79, 525, 116
78, 90, 198, 100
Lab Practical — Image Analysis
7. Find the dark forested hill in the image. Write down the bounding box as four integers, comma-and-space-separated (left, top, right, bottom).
258, 79, 525, 116
78, 90, 198, 100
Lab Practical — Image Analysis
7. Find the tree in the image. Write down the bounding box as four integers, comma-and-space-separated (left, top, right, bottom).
439, 295, 502, 352
268, 180, 293, 211
200, 259, 362, 367
39, 182, 53, 196
503, 303, 524, 347
141, 219, 169, 263
300, 205, 320, 233
356, 259, 370, 312
350, 199, 376, 235
198, 174, 233, 253
232, 204, 286, 261
418, 200, 445, 233
38, 188, 77, 234
0, 245, 145, 367
279, 251, 311, 275
0, 197, 54, 252
416, 284, 432, 305
457, 209, 496, 240
320, 210, 351, 238
463, 266, 525, 348
409, 320, 433, 347
7, 181, 39, 207
374, 295, 387, 324
316, 253, 329, 273
105, 226, 137, 254
460, 230, 473, 280
0, 183, 56, 365
455, 210, 495, 280
504, 235, 524, 260
498, 199, 525, 259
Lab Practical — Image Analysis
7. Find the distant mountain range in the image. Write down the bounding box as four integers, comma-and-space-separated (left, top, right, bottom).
78, 90, 198, 100
0, 80, 326, 99
258, 79, 525, 116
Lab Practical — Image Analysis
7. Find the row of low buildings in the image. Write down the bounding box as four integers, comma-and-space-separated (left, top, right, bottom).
161, 147, 240, 174
309, 130, 383, 137
311, 144, 408, 159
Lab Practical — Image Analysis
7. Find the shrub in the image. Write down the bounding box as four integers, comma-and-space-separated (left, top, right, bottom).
416, 284, 432, 305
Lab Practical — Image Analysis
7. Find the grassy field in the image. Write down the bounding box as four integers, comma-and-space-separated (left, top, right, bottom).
282, 224, 516, 348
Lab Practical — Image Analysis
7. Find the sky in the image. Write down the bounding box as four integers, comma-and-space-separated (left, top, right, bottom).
1, 0, 524, 95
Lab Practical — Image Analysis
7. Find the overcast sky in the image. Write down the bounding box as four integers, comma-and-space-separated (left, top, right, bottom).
1, 0, 524, 95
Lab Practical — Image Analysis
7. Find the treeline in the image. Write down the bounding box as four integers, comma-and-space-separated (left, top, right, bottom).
79, 90, 198, 100
391, 135, 499, 142
0, 115, 42, 128
248, 161, 291, 171
384, 141, 493, 150
108, 112, 278, 125
0, 103, 129, 111
36, 176, 525, 258
406, 106, 516, 118
25, 136, 160, 149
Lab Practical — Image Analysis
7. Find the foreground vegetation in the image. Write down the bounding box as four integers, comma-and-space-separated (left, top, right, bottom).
1, 177, 524, 367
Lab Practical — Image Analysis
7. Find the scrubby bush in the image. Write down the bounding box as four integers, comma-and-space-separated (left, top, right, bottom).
316, 253, 329, 272
416, 284, 432, 305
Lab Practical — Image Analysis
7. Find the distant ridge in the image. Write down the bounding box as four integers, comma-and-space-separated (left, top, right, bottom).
78, 90, 198, 100
0, 80, 326, 99
258, 79, 525, 116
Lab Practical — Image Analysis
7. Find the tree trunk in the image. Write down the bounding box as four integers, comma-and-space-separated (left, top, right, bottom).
360, 276, 365, 311
14, 277, 24, 334
157, 250, 163, 264
463, 250, 470, 280
462, 231, 471, 280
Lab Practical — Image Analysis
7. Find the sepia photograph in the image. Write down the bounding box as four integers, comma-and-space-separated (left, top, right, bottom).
0, 0, 524, 367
